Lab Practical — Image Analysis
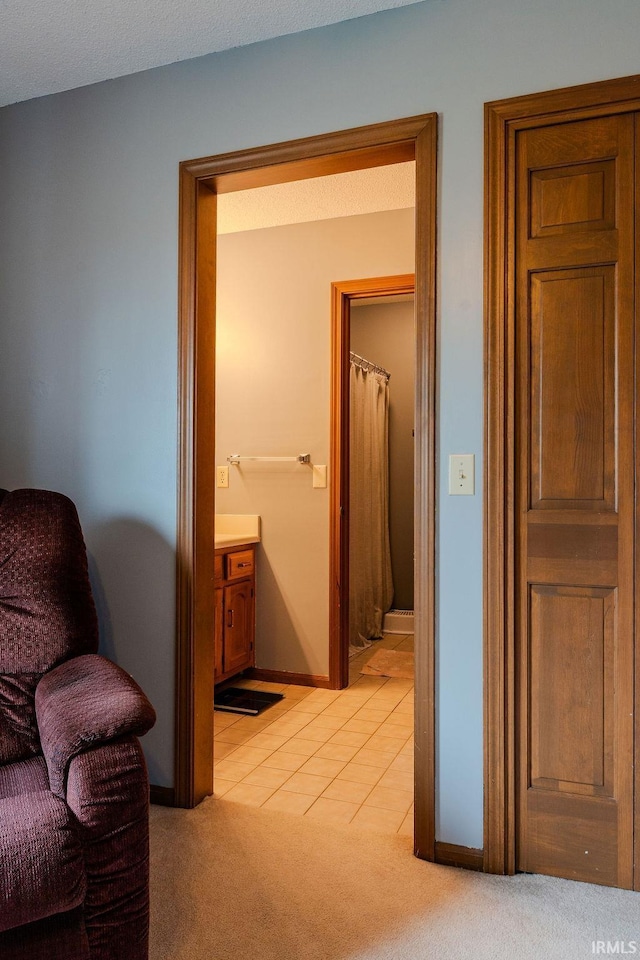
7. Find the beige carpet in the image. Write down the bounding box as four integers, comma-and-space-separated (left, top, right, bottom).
149, 799, 639, 960
360, 649, 414, 679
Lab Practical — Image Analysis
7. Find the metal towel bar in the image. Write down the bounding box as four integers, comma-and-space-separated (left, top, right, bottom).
227, 454, 311, 464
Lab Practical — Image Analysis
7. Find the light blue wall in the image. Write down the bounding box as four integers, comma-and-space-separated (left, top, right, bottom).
2, 0, 640, 844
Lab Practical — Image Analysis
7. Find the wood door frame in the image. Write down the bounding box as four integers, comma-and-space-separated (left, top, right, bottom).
484, 73, 640, 882
329, 272, 416, 689
176, 112, 438, 864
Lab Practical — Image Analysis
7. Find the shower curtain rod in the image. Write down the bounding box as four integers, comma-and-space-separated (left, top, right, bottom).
349, 351, 391, 381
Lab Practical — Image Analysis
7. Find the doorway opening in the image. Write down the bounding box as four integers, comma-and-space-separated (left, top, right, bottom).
176, 115, 437, 861
348, 286, 416, 689
330, 275, 415, 691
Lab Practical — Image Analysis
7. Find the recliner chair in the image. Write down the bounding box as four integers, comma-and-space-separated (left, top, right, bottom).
0, 488, 156, 959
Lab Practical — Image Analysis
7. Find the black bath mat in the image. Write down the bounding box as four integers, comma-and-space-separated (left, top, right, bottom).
214, 687, 284, 716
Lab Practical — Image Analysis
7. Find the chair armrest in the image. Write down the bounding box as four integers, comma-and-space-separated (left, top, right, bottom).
35, 654, 156, 797
66, 738, 151, 960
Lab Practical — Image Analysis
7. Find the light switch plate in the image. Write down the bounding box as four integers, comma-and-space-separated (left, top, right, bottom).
449, 454, 475, 495
313, 465, 327, 488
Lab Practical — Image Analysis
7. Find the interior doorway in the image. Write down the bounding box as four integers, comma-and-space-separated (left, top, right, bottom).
329, 275, 415, 690
176, 115, 437, 862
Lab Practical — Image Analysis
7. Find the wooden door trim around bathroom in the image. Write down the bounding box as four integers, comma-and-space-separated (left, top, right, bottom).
329, 272, 416, 692
176, 114, 438, 863
484, 73, 640, 884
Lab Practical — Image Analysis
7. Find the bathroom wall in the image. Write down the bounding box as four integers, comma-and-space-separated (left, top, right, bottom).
350, 299, 415, 610
215, 208, 415, 676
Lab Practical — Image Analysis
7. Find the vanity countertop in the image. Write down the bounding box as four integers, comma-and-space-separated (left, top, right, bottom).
214, 515, 261, 551
214, 533, 260, 550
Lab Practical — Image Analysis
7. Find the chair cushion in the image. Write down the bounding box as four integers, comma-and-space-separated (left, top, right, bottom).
0, 488, 99, 767
0, 756, 49, 800
0, 489, 99, 675
0, 791, 86, 932
0, 674, 41, 765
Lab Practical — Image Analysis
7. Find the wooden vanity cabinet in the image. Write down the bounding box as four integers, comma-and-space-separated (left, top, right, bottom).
214, 545, 255, 684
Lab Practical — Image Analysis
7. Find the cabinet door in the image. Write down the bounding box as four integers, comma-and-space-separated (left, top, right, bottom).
214, 586, 224, 681
223, 580, 254, 676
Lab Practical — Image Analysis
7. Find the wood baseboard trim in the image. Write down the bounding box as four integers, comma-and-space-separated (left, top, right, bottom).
150, 784, 176, 807
435, 842, 484, 872
244, 668, 331, 689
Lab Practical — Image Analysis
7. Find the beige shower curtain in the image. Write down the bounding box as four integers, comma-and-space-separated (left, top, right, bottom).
349, 359, 394, 652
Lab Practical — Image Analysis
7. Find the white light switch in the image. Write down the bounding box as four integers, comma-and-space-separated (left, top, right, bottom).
313, 465, 327, 488
216, 465, 229, 488
449, 454, 475, 495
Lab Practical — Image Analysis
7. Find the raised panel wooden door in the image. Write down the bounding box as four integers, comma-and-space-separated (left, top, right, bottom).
515, 114, 635, 887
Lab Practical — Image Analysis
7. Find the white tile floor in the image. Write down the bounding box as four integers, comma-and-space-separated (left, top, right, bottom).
213, 633, 414, 834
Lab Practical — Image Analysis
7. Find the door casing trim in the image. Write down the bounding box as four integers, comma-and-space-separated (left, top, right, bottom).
329, 273, 416, 692
176, 114, 437, 862
484, 73, 640, 883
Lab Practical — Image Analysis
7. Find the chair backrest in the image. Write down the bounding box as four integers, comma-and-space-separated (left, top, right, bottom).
0, 489, 99, 765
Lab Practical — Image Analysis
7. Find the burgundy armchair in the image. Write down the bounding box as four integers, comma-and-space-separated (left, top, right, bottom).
0, 489, 156, 959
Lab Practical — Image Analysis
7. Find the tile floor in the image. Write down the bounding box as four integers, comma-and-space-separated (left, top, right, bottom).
213, 632, 414, 834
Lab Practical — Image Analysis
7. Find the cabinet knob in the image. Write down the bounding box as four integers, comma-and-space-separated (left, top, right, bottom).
227, 609, 234, 628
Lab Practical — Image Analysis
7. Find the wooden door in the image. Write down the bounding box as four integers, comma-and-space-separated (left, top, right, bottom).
515, 113, 635, 887
223, 580, 254, 676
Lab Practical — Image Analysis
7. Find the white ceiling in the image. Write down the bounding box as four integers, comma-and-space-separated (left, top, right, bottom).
0, 0, 425, 108
218, 161, 415, 234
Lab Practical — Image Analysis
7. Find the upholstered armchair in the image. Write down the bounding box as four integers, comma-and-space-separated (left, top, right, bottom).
0, 489, 156, 959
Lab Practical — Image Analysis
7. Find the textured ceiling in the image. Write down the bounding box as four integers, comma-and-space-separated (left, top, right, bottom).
218, 162, 415, 234
0, 0, 425, 107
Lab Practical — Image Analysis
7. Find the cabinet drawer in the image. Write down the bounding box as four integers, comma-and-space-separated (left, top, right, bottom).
214, 555, 224, 584
226, 549, 254, 580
